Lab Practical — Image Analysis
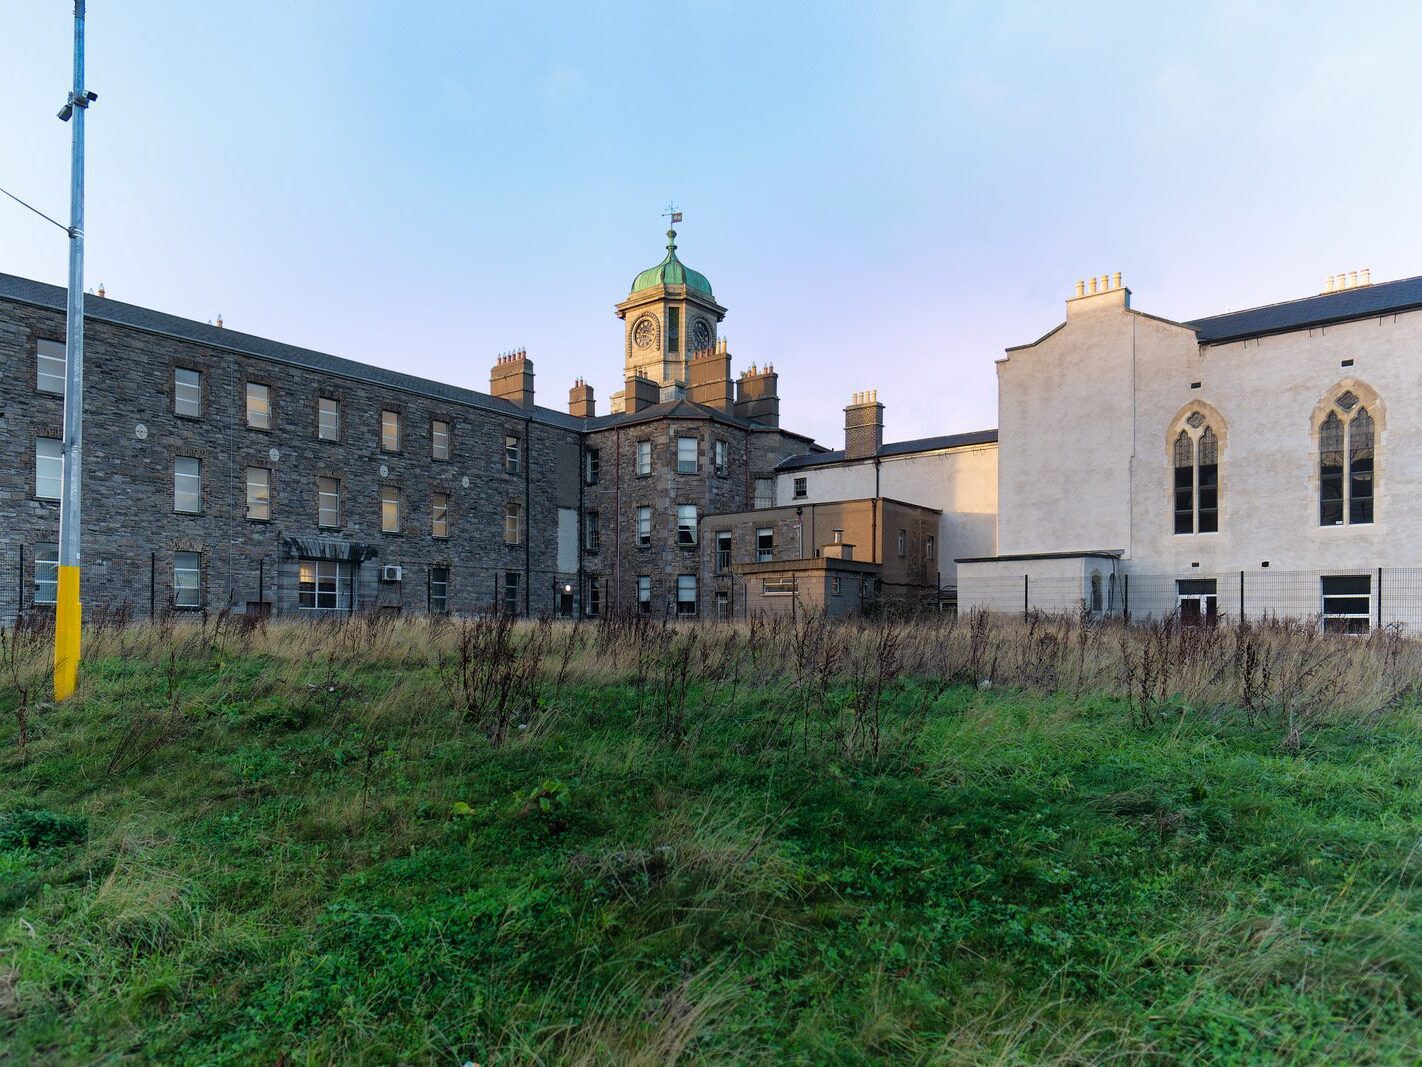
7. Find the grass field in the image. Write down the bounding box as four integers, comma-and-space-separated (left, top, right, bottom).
2, 612, 1422, 1064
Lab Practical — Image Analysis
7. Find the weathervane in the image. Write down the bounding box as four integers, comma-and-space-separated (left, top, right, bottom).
663, 201, 682, 227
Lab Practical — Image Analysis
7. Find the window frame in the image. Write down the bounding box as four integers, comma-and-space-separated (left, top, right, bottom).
245, 382, 272, 431
715, 530, 732, 573
431, 419, 451, 461
635, 439, 652, 476
381, 409, 402, 453
380, 485, 402, 534
505, 434, 522, 475
676, 573, 697, 616
676, 436, 699, 474
793, 476, 807, 500
174, 551, 203, 610
755, 526, 774, 563
318, 396, 341, 442
429, 565, 450, 613
35, 437, 62, 500
432, 492, 450, 539
36, 339, 66, 395
713, 439, 728, 478
502, 571, 521, 615
637, 575, 652, 614
173, 367, 203, 418
318, 476, 342, 528
584, 509, 600, 553
174, 456, 203, 514
34, 542, 59, 606
636, 505, 653, 548
585, 447, 600, 485
299, 559, 353, 611
676, 504, 699, 548
1321, 574, 1371, 634
246, 466, 272, 521
504, 501, 523, 545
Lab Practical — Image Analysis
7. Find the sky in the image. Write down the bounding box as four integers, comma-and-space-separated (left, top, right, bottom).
3, 1, 1421, 447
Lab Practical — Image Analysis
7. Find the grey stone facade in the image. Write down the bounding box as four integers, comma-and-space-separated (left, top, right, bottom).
0, 271, 819, 624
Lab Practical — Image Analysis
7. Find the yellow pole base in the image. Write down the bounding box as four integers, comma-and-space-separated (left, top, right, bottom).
53, 565, 82, 702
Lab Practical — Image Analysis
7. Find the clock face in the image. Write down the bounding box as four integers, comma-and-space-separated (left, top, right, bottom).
633, 316, 658, 350
692, 318, 712, 349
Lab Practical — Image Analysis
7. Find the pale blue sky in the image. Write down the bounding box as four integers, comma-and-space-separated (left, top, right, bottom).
3, 2, 1420, 445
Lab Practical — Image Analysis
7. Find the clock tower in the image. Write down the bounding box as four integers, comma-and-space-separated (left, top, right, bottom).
616, 224, 726, 394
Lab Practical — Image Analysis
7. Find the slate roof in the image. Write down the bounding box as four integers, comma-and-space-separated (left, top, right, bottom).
0, 272, 822, 443
1187, 274, 1422, 344
776, 428, 998, 471
0, 272, 596, 430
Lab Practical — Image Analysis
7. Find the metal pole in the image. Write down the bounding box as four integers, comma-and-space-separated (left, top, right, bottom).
54, 1, 94, 701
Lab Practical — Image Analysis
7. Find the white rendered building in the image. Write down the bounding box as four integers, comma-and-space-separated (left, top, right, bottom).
957, 270, 1422, 631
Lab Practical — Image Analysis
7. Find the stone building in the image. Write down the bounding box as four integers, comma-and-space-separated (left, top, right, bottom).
957, 270, 1422, 632
0, 228, 822, 624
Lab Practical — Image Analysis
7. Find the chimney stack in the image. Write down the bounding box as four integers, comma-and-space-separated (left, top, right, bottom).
843, 390, 884, 461
624, 373, 659, 414
569, 377, 595, 418
734, 362, 780, 426
687, 337, 733, 413
491, 348, 535, 409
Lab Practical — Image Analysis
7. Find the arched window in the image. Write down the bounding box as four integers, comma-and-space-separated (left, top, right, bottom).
1318, 391, 1376, 526
1171, 411, 1221, 535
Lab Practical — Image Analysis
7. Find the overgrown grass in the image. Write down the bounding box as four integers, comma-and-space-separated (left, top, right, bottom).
2, 613, 1422, 1063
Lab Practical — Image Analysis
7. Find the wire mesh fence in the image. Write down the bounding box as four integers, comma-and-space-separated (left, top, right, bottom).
959, 567, 1422, 634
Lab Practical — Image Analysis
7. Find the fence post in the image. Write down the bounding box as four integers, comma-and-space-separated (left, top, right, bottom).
1023, 573, 1029, 619
149, 552, 156, 619
1377, 566, 1383, 630
1123, 573, 1129, 621
1239, 570, 1245, 624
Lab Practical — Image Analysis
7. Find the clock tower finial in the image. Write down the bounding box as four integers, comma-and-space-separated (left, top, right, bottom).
662, 201, 682, 241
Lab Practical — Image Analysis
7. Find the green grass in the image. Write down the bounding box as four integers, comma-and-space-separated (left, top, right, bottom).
3, 635, 1422, 1063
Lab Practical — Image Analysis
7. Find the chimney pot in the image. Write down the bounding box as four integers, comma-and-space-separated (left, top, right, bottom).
1112, 271, 1122, 289
1075, 279, 1085, 297
1363, 267, 1372, 285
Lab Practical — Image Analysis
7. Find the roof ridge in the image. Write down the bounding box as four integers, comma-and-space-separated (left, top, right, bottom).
1186, 272, 1422, 325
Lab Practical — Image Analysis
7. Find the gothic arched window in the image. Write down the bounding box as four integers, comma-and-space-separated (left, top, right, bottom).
1318, 392, 1376, 526
1171, 413, 1221, 535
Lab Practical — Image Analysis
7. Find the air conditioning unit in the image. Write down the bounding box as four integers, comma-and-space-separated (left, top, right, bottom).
381, 564, 403, 583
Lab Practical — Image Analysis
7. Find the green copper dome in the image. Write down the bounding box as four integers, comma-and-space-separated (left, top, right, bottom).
630, 229, 713, 297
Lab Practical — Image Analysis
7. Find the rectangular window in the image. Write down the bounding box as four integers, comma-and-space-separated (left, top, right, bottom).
381, 409, 401, 452
1320, 420, 1344, 526
1321, 575, 1371, 635
588, 577, 601, 617
763, 576, 797, 596
429, 566, 449, 613
381, 486, 401, 533
676, 436, 698, 474
756, 527, 774, 563
246, 466, 271, 520
676, 574, 697, 615
34, 542, 58, 605
503, 571, 521, 615
754, 478, 774, 509
318, 397, 341, 441
174, 552, 203, 609
637, 575, 652, 614
432, 419, 451, 460
174, 367, 202, 417
831, 576, 843, 596
1198, 452, 1219, 534
637, 506, 652, 548
318, 476, 341, 528
926, 535, 935, 560
299, 560, 353, 611
715, 591, 729, 619
35, 438, 62, 500
793, 476, 807, 500
677, 504, 698, 547
36, 339, 65, 395
246, 382, 271, 429
585, 509, 600, 552
174, 456, 202, 513
505, 434, 521, 474
432, 492, 450, 538
636, 439, 652, 476
585, 447, 600, 485
896, 529, 907, 558
715, 530, 732, 573
1177, 578, 1218, 628
505, 501, 523, 545
714, 440, 728, 477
